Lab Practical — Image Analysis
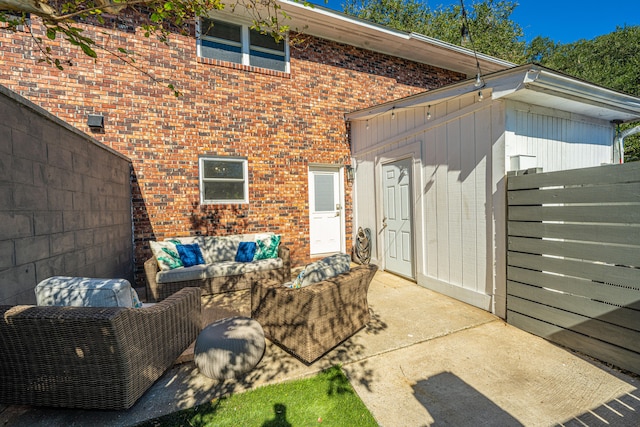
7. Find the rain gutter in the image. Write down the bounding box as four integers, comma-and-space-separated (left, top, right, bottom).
409, 33, 515, 70
523, 68, 640, 119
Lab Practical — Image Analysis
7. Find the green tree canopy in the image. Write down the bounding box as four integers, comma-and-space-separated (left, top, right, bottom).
343, 0, 639, 161
343, 0, 526, 63
535, 26, 640, 97
3, 0, 640, 161
534, 26, 640, 161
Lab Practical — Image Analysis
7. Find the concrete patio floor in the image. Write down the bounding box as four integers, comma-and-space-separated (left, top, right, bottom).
1, 270, 639, 426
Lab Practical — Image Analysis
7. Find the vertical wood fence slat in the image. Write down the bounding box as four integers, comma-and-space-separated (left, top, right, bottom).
506, 163, 640, 375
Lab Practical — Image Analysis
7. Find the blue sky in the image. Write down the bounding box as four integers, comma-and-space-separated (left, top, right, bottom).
315, 0, 640, 44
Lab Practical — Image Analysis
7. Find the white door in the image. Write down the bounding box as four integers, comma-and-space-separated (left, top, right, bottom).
382, 159, 414, 279
309, 167, 343, 255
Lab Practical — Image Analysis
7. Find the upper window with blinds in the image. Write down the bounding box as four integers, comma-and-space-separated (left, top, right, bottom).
198, 18, 288, 73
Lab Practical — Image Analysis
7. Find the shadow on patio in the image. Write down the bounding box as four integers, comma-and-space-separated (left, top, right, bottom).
2, 270, 639, 426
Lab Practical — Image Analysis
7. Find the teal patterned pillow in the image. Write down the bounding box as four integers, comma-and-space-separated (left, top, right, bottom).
291, 270, 305, 289
254, 234, 281, 260
130, 287, 143, 308
150, 239, 184, 271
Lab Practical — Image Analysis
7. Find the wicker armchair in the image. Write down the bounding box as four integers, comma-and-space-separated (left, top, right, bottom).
0, 287, 202, 410
251, 264, 378, 364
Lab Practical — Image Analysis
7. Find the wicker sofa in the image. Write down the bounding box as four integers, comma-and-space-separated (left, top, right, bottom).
251, 262, 378, 364
0, 287, 202, 410
145, 233, 290, 302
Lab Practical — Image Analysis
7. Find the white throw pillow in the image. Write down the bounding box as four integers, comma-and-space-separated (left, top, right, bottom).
150, 240, 184, 271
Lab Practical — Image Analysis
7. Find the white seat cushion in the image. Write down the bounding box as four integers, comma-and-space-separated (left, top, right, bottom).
156, 258, 284, 284
35, 276, 141, 308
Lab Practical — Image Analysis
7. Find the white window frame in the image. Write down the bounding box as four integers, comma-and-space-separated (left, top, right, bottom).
199, 157, 249, 205
196, 18, 290, 73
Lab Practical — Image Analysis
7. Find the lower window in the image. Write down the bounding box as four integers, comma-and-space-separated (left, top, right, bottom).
199, 157, 248, 204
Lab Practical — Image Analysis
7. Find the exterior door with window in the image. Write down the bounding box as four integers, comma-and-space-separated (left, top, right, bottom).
309, 167, 343, 255
382, 159, 414, 279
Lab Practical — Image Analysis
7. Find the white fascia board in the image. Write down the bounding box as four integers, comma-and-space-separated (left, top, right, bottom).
346, 65, 531, 121
281, 0, 411, 39
347, 64, 640, 122
408, 33, 515, 70
522, 68, 640, 119
212, 1, 514, 75
276, 0, 514, 75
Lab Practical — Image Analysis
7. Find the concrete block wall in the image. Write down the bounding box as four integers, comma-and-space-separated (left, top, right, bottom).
0, 85, 133, 305
0, 16, 465, 287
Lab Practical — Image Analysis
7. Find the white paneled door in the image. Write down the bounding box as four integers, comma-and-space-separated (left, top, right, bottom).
382, 159, 414, 279
309, 167, 343, 255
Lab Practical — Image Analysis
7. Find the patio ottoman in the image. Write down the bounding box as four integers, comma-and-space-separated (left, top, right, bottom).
194, 316, 265, 379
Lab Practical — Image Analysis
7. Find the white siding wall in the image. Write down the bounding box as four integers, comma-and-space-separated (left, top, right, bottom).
351, 93, 506, 313
351, 94, 618, 317
352, 152, 378, 261
505, 101, 614, 172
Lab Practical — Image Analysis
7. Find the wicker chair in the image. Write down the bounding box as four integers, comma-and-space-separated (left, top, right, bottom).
0, 287, 202, 410
251, 264, 378, 364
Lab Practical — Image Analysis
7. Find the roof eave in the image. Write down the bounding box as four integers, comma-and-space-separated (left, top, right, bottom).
347, 65, 640, 123
519, 68, 640, 121
214, 0, 515, 77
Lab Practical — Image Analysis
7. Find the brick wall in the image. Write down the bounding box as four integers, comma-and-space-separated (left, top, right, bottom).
0, 17, 464, 287
0, 85, 133, 304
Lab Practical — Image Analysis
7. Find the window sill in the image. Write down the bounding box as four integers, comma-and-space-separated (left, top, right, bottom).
197, 57, 290, 78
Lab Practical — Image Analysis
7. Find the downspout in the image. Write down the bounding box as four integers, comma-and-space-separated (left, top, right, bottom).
613, 124, 640, 164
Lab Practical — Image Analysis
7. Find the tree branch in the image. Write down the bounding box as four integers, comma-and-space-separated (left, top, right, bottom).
0, 0, 55, 16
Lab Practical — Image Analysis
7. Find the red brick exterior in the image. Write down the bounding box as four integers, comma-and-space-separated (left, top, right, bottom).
0, 17, 464, 286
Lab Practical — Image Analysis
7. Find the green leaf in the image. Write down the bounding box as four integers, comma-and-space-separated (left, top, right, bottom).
80, 44, 97, 58
46, 28, 56, 40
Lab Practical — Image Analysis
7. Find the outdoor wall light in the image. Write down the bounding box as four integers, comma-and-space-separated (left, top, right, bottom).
87, 114, 104, 129
346, 165, 355, 182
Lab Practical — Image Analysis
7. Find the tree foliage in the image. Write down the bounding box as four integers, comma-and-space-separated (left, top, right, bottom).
534, 26, 640, 161
2, 0, 639, 160
342, 0, 640, 161
534, 26, 640, 97
343, 0, 526, 63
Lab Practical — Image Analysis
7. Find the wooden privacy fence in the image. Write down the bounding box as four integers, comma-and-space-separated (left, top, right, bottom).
506, 162, 640, 375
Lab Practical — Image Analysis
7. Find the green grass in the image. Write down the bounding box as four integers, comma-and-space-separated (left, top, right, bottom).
136, 365, 378, 427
